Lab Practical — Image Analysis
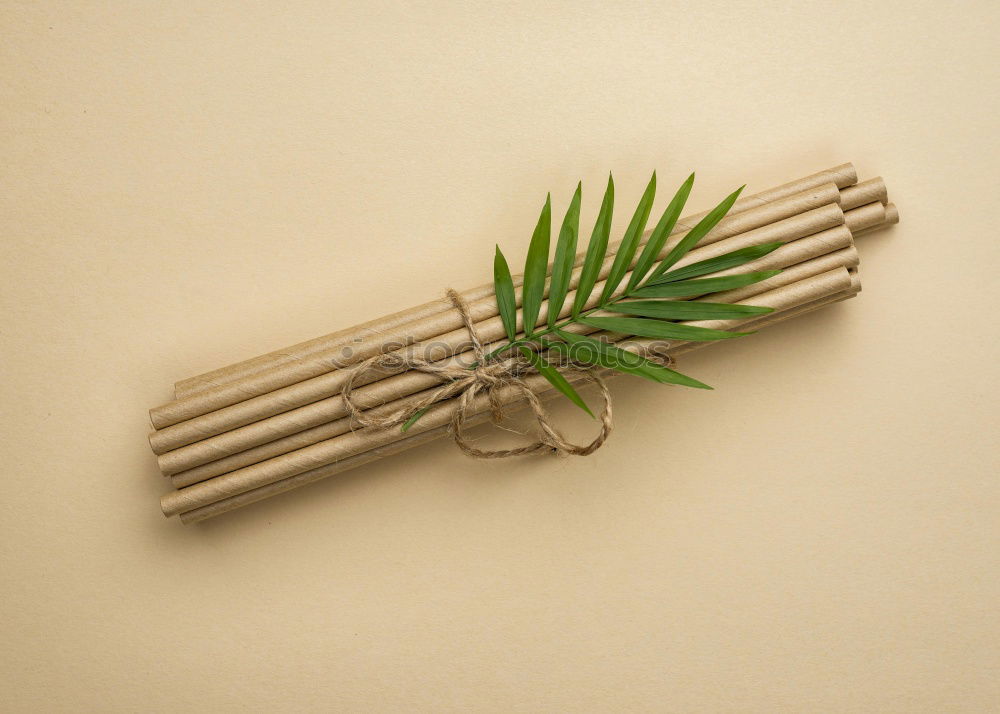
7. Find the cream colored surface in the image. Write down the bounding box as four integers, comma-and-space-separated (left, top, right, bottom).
1, 1, 998, 711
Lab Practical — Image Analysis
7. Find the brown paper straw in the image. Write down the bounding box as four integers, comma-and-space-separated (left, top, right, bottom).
166, 238, 861, 485
168, 179, 899, 524
164, 215, 871, 484
844, 201, 886, 233
173, 163, 859, 400
179, 289, 863, 525
150, 182, 844, 430
839, 177, 886, 210
150, 198, 844, 454
180, 285, 866, 524
163, 196, 891, 484
175, 269, 857, 522
704, 246, 858, 305
161, 267, 854, 517
161, 208, 852, 472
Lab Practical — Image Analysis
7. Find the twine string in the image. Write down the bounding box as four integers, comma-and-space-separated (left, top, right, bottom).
341, 289, 614, 458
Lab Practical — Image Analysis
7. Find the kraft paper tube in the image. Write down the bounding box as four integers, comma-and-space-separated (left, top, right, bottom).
839, 177, 887, 210
178, 288, 864, 525
161, 267, 853, 517
161, 211, 859, 476
166, 240, 861, 485
171, 186, 898, 523
180, 284, 866, 524
882, 202, 899, 227
180, 267, 877, 525
173, 163, 860, 400
164, 197, 890, 482
150, 198, 845, 454
722, 275, 860, 335
164, 223, 864, 484
844, 200, 885, 233
150, 182, 844, 430
174, 268, 856, 522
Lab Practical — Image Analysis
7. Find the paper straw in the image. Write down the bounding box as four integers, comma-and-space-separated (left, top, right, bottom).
181, 285, 866, 524
164, 216, 869, 482
166, 239, 860, 485
173, 163, 859, 400
839, 177, 886, 210
844, 201, 886, 233
162, 268, 854, 517
151, 182, 844, 430
150, 197, 845, 454
176, 269, 858, 522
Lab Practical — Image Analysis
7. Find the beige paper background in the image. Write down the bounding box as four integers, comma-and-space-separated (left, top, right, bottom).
2, 2, 998, 711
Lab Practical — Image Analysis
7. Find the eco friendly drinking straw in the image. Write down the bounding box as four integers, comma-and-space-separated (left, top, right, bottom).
172, 163, 860, 400
162, 207, 883, 482
149, 188, 845, 451
178, 280, 867, 525
161, 267, 855, 518
149, 182, 845, 429
165, 240, 862, 484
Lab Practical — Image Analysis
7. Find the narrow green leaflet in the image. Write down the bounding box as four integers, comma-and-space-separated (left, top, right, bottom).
521, 195, 551, 337
650, 242, 784, 284
519, 345, 593, 417
600, 172, 656, 303
572, 174, 614, 317
555, 330, 711, 390
631, 270, 781, 298
607, 300, 774, 320
627, 172, 695, 291
646, 185, 745, 282
400, 407, 429, 432
579, 316, 749, 341
493, 245, 517, 342
548, 183, 581, 328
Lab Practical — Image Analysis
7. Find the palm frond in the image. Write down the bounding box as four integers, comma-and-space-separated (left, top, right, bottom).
407, 171, 778, 430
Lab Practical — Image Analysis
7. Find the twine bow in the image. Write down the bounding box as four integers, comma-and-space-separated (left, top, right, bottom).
341, 289, 614, 458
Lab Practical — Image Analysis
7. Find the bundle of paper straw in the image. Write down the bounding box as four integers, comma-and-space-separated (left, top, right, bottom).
148, 163, 898, 523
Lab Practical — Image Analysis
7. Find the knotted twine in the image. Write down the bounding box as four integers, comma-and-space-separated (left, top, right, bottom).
340, 289, 614, 458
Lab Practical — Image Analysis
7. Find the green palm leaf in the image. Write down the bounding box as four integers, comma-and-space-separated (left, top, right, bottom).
519, 345, 593, 417
555, 330, 711, 389
600, 172, 656, 303
631, 270, 781, 298
646, 185, 744, 283
548, 183, 581, 328
521, 195, 551, 337
627, 172, 695, 291
572, 174, 614, 317
493, 245, 517, 342
607, 300, 773, 320
650, 242, 784, 284
579, 315, 749, 341
460, 171, 765, 433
